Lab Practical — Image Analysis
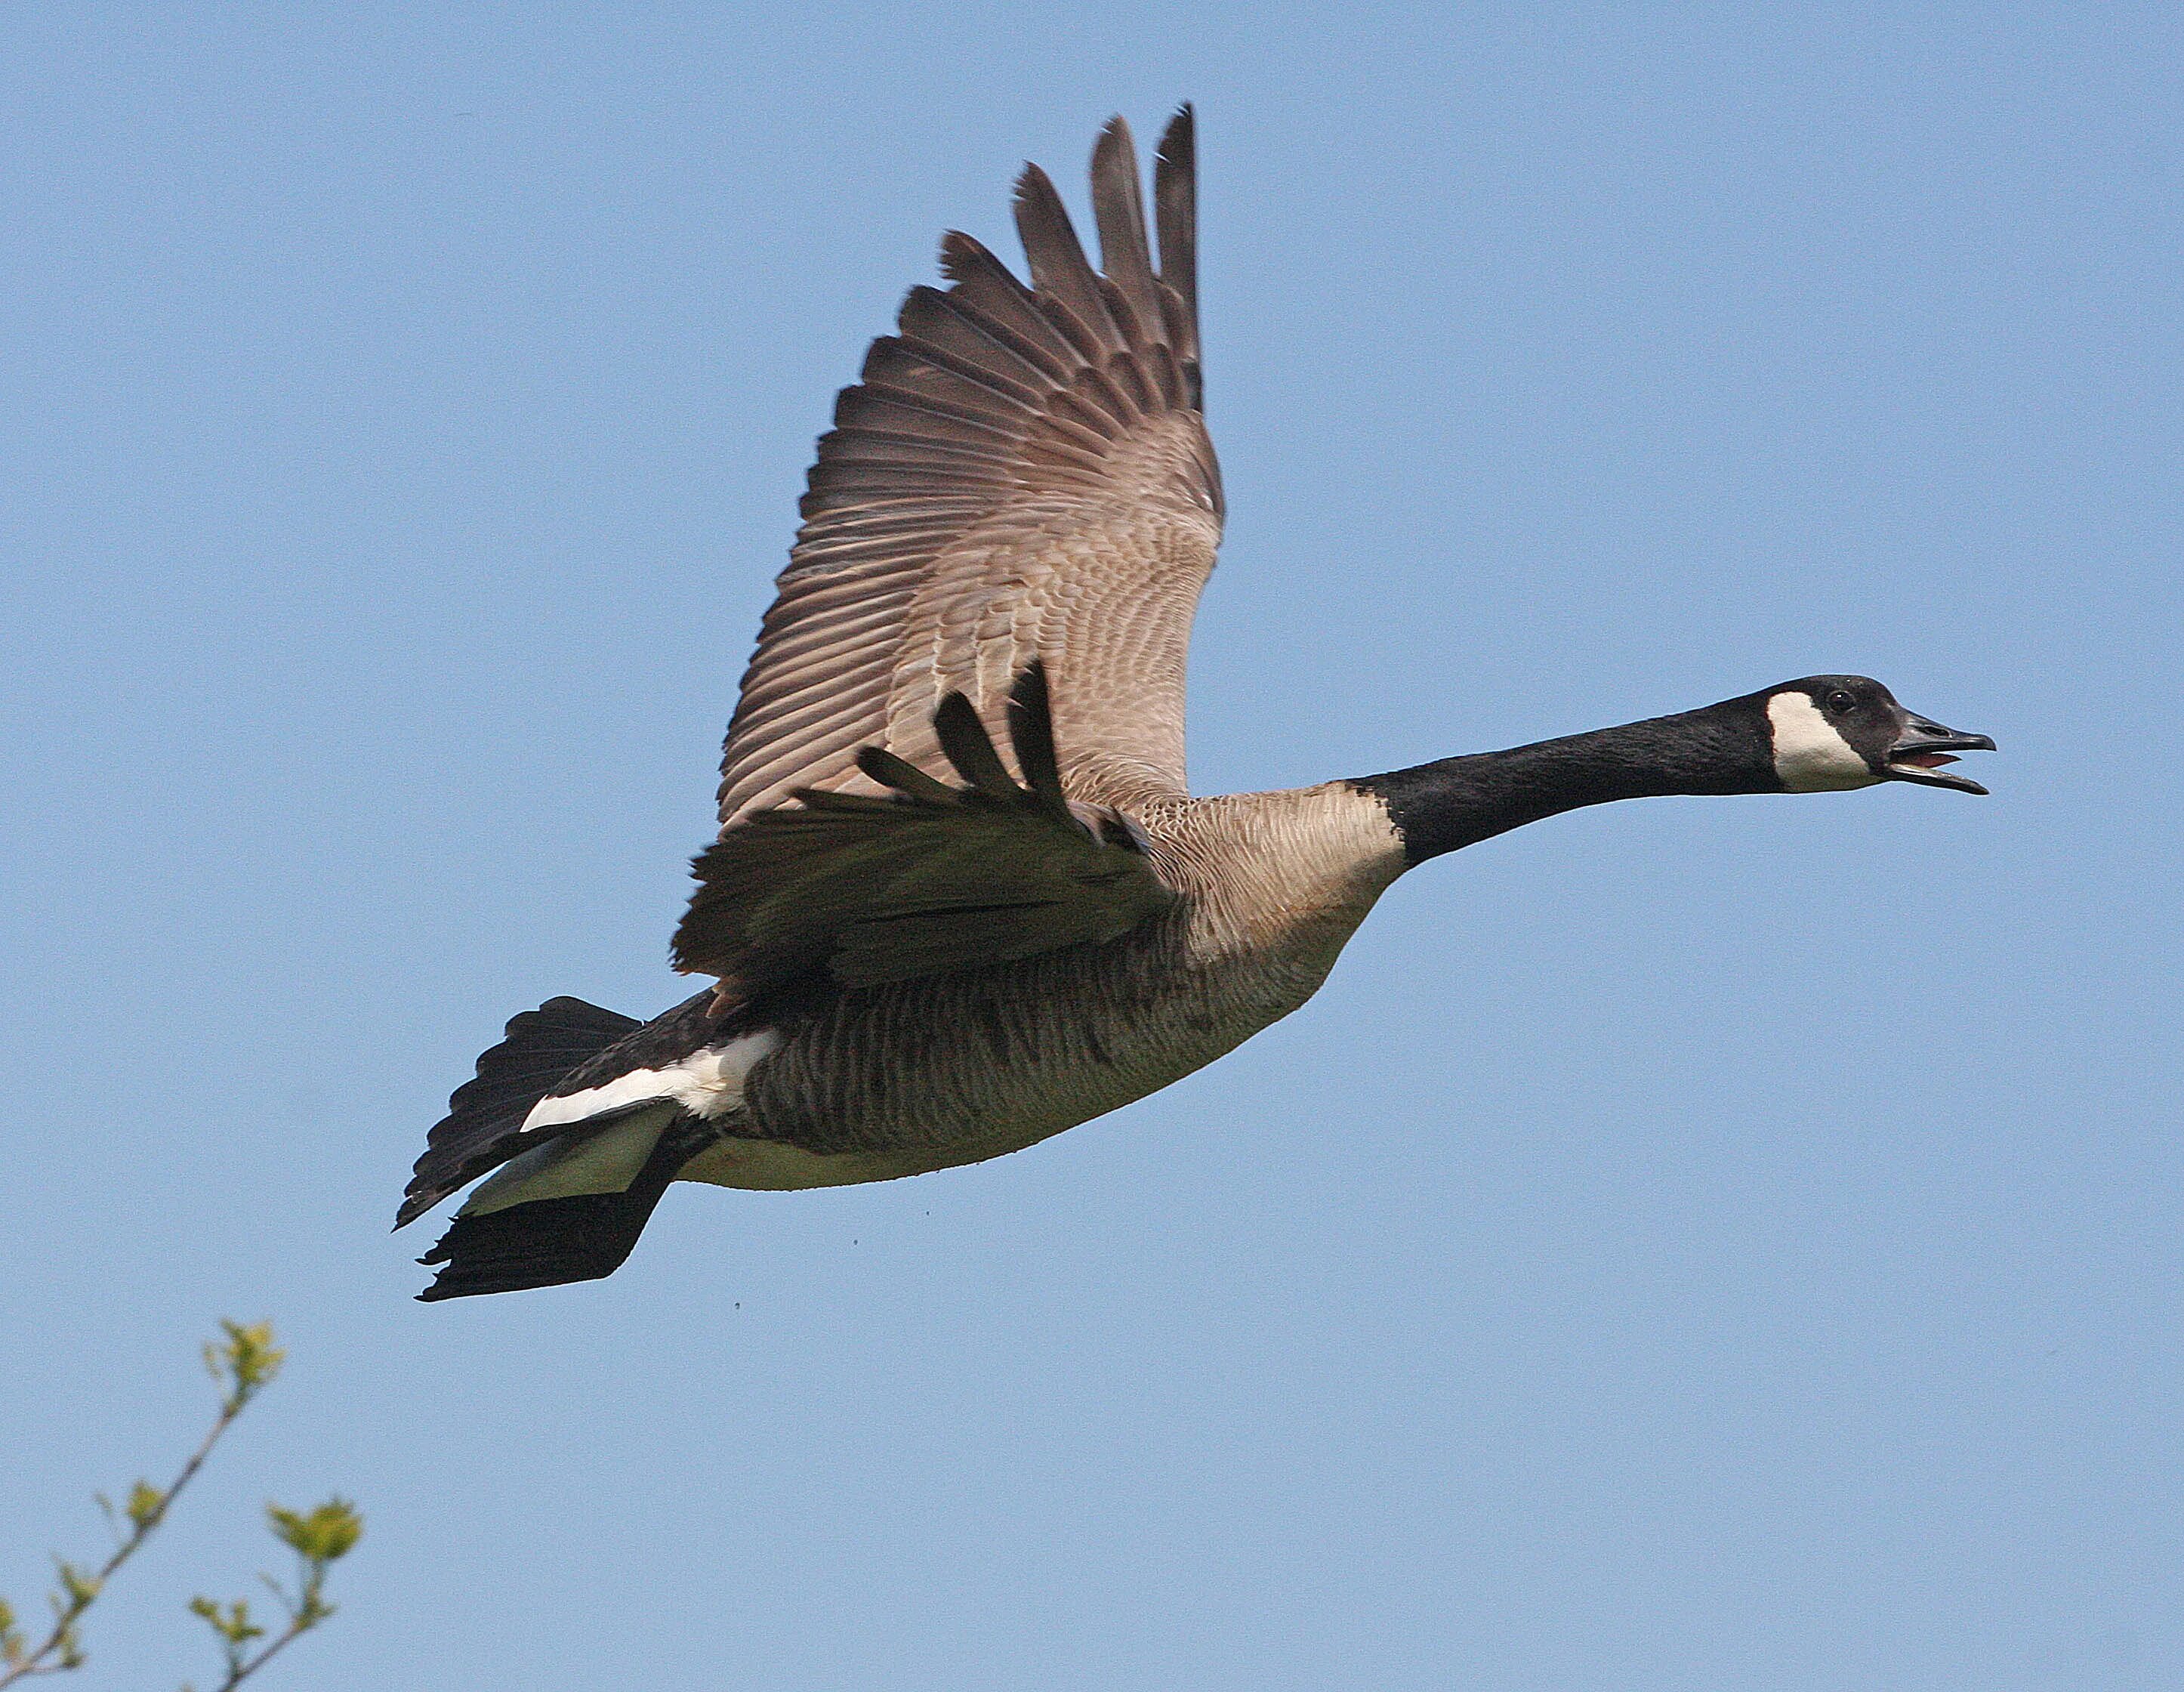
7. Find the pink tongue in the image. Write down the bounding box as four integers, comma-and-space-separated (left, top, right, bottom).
1897, 752, 1958, 769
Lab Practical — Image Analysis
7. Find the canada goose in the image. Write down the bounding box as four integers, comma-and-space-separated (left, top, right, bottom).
399, 108, 1993, 1300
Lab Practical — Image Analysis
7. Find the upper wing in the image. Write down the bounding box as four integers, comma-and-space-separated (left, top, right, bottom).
675, 664, 1178, 994
714, 107, 1222, 827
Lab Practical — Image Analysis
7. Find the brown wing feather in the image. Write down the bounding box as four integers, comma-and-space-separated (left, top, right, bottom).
714, 107, 1221, 828
677, 666, 1177, 994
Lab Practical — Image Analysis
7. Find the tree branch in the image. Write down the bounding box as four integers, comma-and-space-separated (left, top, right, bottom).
0, 1321, 293, 1687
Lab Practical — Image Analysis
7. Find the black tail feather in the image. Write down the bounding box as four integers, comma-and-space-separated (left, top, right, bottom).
415, 1121, 696, 1301
399, 996, 641, 1229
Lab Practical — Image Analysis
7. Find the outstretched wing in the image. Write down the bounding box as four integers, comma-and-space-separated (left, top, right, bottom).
676, 664, 1177, 995
714, 107, 1221, 826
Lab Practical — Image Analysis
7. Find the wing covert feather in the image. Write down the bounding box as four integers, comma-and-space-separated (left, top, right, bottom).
677, 667, 1179, 994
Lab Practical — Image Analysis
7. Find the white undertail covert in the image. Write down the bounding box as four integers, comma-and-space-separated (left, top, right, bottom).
458, 1030, 784, 1216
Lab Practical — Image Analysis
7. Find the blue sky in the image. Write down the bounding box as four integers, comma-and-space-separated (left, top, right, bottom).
4, 4, 2178, 1687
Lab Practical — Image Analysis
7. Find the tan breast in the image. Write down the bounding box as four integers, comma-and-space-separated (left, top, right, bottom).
1151, 781, 1408, 960
685, 781, 1407, 1190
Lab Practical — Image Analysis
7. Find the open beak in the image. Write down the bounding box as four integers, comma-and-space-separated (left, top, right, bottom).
1883, 713, 1997, 795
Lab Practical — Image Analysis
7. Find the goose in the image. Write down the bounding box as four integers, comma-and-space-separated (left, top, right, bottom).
399, 107, 1994, 1301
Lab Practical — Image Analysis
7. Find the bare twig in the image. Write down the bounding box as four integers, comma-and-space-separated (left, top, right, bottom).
0, 1322, 290, 1687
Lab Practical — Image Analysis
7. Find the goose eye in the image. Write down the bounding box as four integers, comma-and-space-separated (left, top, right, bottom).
1826, 690, 1855, 713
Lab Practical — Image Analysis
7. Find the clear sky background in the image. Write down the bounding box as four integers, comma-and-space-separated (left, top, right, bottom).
4, 4, 2177, 1687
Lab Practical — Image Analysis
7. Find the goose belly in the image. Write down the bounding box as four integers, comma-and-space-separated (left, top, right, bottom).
678, 925, 1355, 1191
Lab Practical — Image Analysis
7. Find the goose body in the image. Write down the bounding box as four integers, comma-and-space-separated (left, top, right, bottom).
401, 110, 1992, 1299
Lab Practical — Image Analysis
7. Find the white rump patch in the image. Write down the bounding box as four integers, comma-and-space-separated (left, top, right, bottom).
1768, 692, 1879, 792
516, 1027, 783, 1134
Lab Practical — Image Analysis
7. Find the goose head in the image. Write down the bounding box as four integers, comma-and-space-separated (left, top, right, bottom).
1763, 675, 1995, 795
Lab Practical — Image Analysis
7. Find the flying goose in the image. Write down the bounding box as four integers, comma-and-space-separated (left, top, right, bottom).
399, 108, 1994, 1300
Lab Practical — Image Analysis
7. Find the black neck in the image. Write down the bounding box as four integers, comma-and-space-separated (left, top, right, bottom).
1352, 701, 1774, 865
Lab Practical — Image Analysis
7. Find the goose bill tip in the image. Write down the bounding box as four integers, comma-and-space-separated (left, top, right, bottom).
1882, 726, 1995, 794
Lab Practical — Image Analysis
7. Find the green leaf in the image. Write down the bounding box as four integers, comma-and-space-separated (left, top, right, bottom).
53, 1558, 102, 1608
188, 1594, 265, 1648
204, 1320, 285, 1410
125, 1478, 168, 1531
267, 1498, 362, 1564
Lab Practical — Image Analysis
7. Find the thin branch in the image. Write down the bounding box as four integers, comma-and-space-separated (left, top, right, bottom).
0, 1323, 283, 1687
182, 1501, 359, 1692
193, 1597, 322, 1692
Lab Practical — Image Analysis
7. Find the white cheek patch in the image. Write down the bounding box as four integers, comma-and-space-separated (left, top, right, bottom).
517, 1027, 784, 1133
1768, 691, 1880, 792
